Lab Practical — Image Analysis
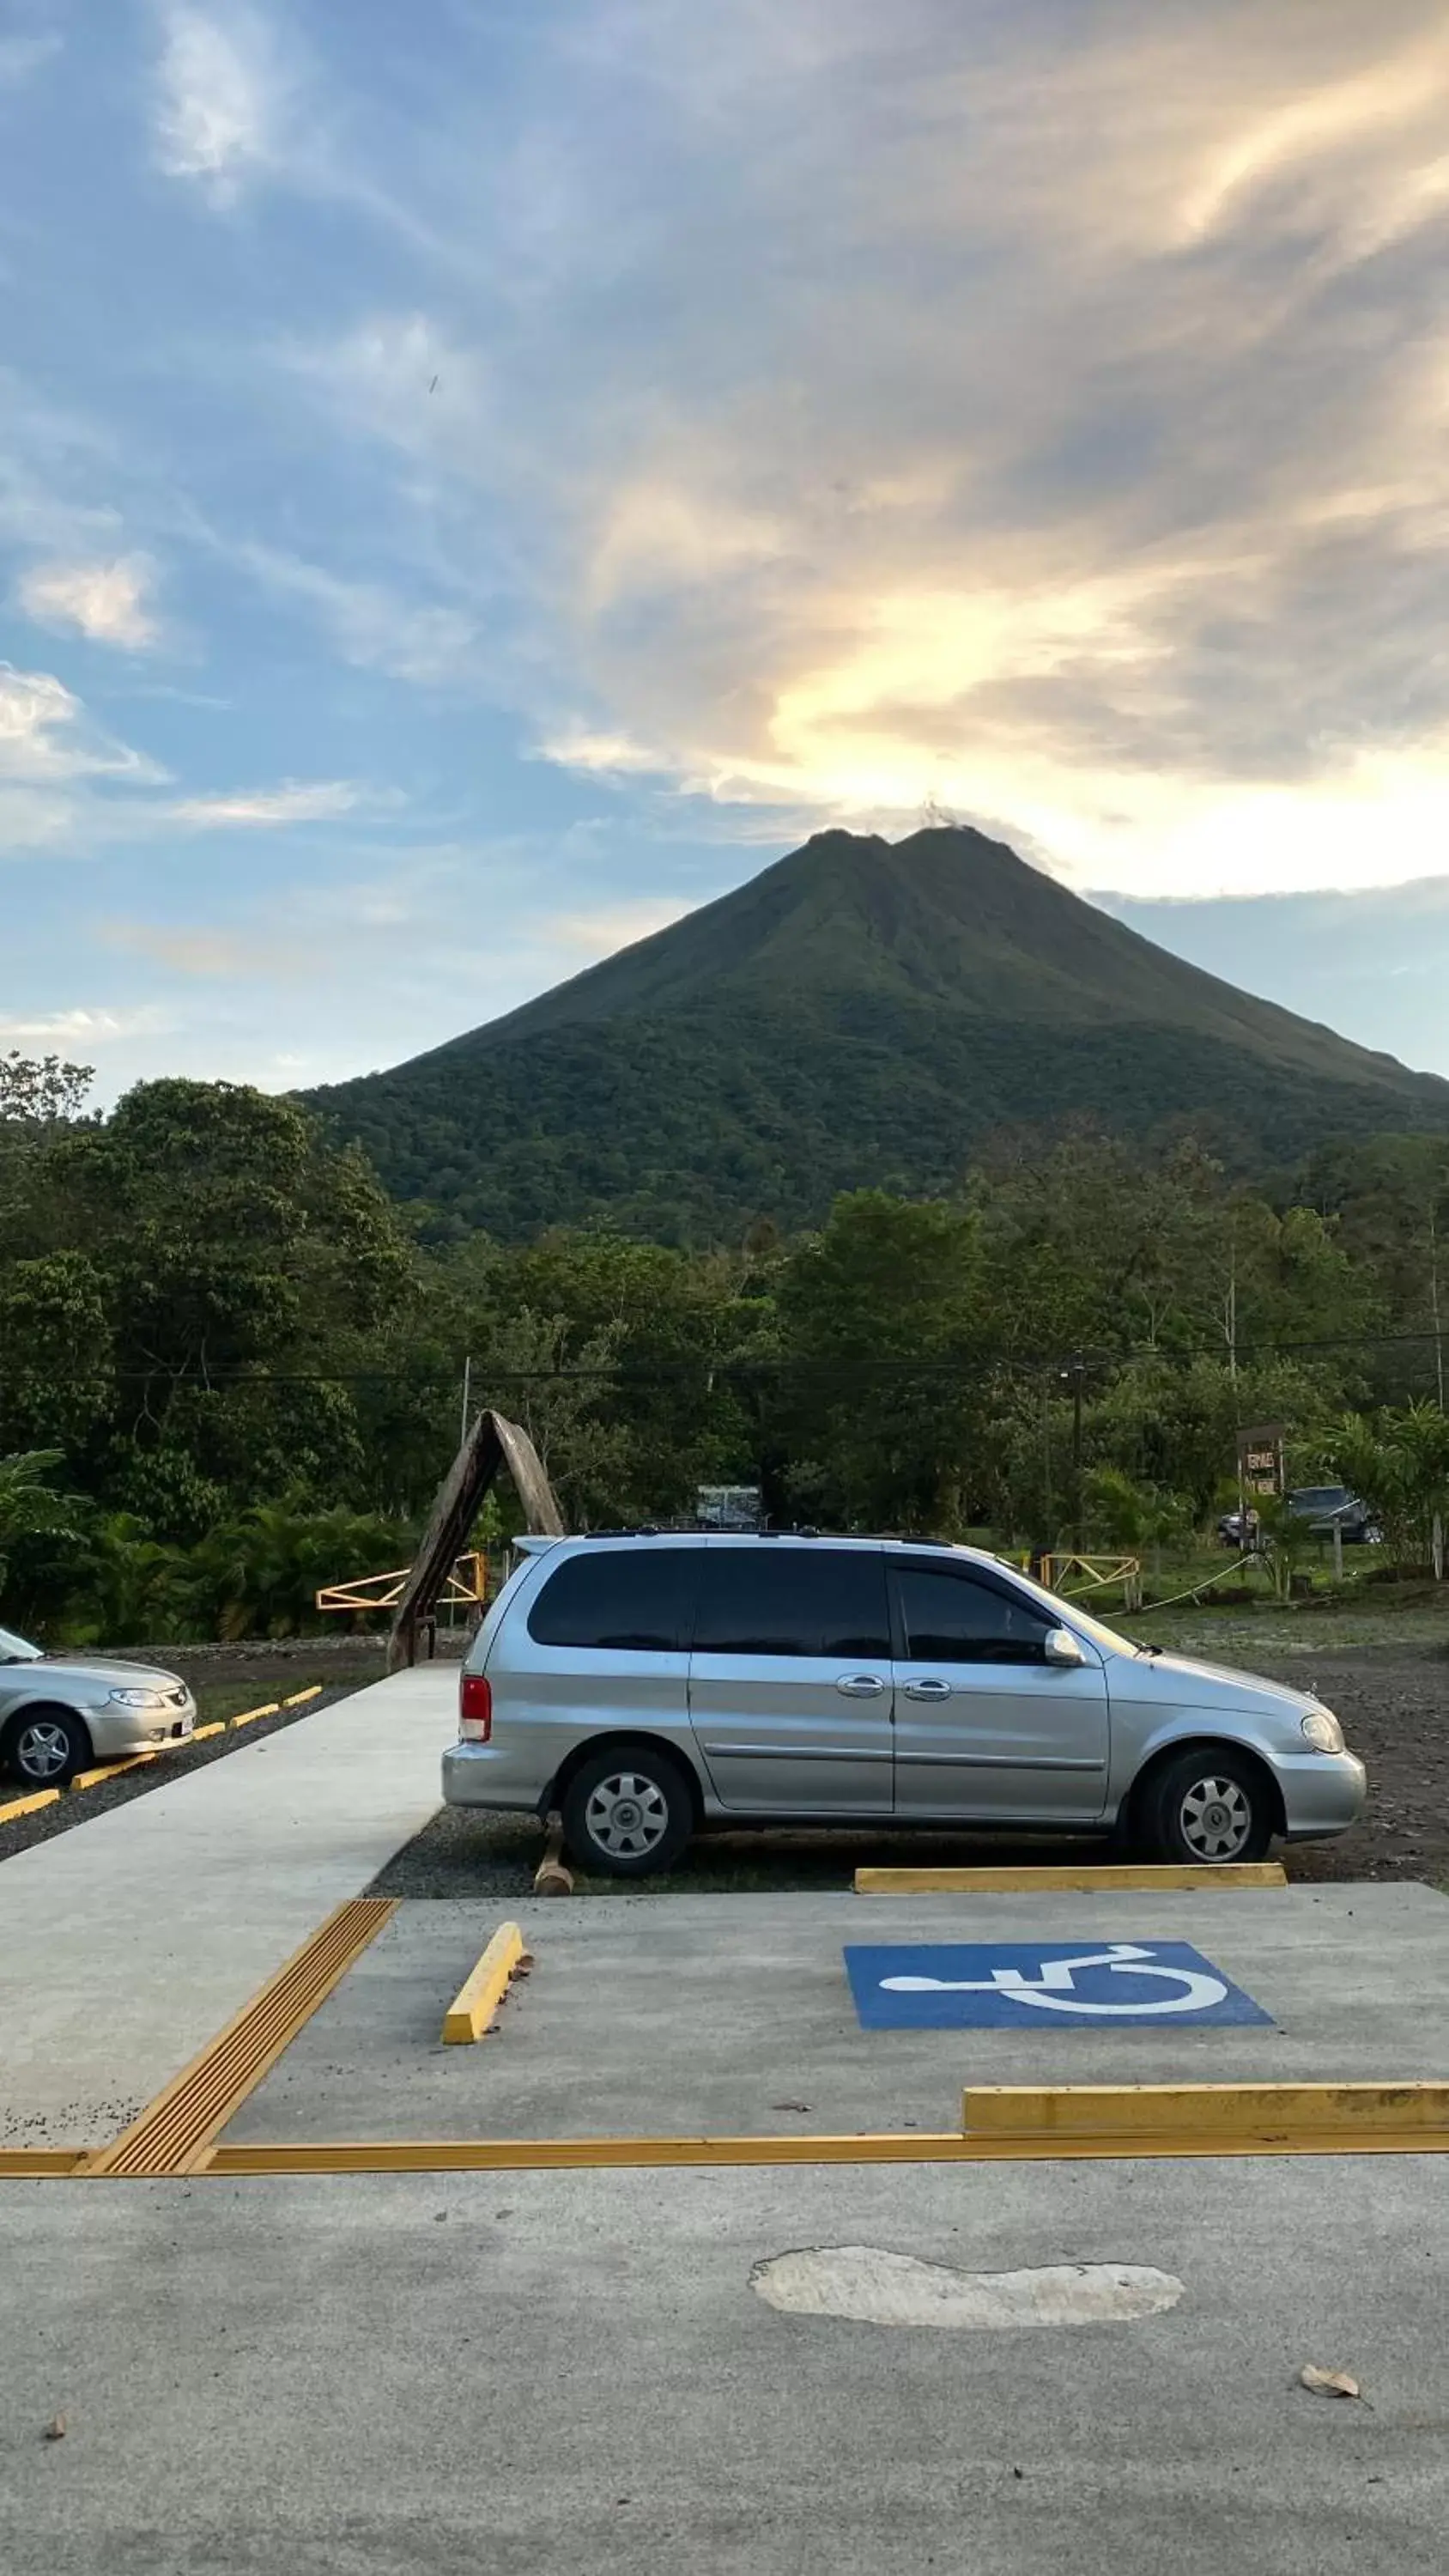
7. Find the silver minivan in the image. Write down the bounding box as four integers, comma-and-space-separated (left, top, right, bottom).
442, 1534, 1366, 1877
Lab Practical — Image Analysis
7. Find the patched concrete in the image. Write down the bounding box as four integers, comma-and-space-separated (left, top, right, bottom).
749, 2246, 1185, 2328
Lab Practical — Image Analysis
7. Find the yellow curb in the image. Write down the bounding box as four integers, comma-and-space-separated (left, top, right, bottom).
963, 2080, 1449, 2152
441, 1921, 530, 2044
191, 1722, 227, 1741
228, 1701, 281, 1730
854, 1862, 1288, 1893
281, 1685, 324, 1709
70, 1753, 158, 1792
0, 1787, 62, 1826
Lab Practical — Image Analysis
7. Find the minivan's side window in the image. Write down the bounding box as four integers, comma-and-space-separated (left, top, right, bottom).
527, 1549, 696, 1651
693, 1548, 889, 1659
894, 1564, 1054, 1666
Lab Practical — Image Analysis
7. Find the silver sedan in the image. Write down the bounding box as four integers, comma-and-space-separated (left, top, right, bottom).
0, 1625, 197, 1787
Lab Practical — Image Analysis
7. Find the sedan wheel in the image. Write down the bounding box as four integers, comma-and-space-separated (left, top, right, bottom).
4, 1707, 89, 1787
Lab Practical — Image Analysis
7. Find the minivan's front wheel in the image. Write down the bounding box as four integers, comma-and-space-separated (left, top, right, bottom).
561, 1747, 694, 1879
1143, 1749, 1274, 1866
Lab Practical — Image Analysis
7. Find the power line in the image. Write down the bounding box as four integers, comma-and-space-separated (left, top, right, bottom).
2, 1327, 1446, 1392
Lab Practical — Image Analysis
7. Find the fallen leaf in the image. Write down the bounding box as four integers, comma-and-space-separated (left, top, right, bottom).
43, 2415, 66, 2441
1300, 2364, 1361, 2400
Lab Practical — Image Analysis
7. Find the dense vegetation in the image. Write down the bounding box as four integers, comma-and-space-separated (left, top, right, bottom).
309, 827, 1449, 1241
3, 1046, 1448, 1642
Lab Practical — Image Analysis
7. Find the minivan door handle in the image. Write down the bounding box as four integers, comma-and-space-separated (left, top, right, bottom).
903, 1677, 952, 1700
836, 1673, 887, 1698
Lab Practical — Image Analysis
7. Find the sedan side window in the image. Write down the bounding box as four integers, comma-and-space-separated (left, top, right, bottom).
894, 1565, 1054, 1666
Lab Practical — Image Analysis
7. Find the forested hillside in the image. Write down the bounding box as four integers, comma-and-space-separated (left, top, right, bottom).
3, 1049, 1448, 1640
309, 827, 1449, 1242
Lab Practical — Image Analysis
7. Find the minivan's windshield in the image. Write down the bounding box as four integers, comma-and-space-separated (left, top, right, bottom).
0, 1625, 43, 1663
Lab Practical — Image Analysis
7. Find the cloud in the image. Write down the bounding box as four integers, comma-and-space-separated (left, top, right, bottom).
271, 0, 1449, 902
18, 556, 160, 648
0, 665, 166, 786
234, 541, 477, 686
162, 780, 363, 829
549, 896, 692, 956
0, 1005, 174, 1048
153, 3, 281, 200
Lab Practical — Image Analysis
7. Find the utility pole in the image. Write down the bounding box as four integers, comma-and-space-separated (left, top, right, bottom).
1037, 1371, 1053, 1576
1429, 1203, 1445, 1412
1227, 1236, 1249, 1540
459, 1353, 472, 1452
1061, 1352, 1086, 1555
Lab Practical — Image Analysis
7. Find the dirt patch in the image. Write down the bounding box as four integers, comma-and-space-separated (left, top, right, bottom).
1260, 1653, 1449, 1885
370, 1647, 1449, 1899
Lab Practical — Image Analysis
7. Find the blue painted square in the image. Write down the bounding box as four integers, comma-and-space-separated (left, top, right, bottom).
845, 1940, 1272, 2029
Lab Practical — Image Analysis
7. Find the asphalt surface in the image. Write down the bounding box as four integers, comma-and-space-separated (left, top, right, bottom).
1, 2156, 1445, 2575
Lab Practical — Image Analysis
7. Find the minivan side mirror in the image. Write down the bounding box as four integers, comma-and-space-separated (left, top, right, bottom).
1043, 1627, 1085, 1668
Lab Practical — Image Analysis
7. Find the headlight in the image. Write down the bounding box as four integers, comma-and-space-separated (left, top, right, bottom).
1300, 1710, 1344, 1753
106, 1686, 167, 1710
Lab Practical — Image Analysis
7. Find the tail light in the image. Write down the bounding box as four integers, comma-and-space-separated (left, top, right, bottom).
459, 1674, 493, 1741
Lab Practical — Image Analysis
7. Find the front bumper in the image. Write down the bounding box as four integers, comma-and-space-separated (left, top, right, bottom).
86, 1698, 197, 1759
1277, 1749, 1367, 1842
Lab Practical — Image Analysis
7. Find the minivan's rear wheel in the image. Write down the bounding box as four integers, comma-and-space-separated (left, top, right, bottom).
561, 1747, 694, 1879
1144, 1749, 1273, 1866
3, 1705, 91, 1788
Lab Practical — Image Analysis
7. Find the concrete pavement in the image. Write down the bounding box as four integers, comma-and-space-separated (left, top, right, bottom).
224, 1880, 1449, 2147
1, 2154, 1444, 2575
0, 1666, 457, 2148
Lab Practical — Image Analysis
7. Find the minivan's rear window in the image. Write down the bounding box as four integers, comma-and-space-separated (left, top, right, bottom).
527, 1548, 696, 1651
693, 1547, 888, 1659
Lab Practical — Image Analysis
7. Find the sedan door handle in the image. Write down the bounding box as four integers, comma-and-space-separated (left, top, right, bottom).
903, 1677, 952, 1700
836, 1673, 887, 1698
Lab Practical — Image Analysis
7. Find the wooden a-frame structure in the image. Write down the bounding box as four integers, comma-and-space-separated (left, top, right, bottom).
387, 1409, 565, 1673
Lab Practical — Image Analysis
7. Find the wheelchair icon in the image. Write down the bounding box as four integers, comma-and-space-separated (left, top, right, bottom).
881, 1941, 1229, 2018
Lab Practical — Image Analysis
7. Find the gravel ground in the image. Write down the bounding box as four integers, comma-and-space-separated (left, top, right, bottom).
0, 1641, 388, 1868
368, 1647, 1449, 1900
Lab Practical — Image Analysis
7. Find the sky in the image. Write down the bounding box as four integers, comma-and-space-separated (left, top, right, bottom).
5, 0, 1449, 1097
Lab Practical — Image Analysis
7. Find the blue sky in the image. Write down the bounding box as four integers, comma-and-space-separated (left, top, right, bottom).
4, 0, 1449, 1097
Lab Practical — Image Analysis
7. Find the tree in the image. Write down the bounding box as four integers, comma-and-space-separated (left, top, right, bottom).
0, 1451, 85, 1595
1327, 1404, 1449, 1576
0, 1052, 94, 1133
776, 1193, 989, 1529
21, 1080, 416, 1540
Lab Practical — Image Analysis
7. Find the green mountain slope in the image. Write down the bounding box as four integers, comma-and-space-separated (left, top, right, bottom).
308, 826, 1449, 1240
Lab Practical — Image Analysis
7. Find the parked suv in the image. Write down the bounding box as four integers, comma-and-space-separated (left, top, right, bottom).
442, 1535, 1365, 1876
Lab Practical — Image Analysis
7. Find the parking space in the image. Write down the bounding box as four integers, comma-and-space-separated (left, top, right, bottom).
217, 1882, 1449, 2152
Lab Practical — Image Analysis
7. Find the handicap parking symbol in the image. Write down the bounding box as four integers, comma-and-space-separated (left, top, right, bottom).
845, 1941, 1272, 2029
